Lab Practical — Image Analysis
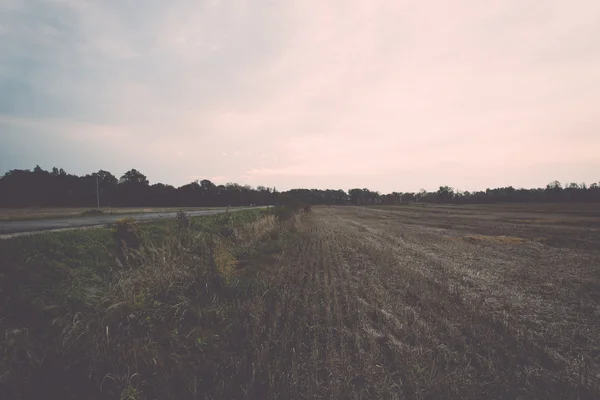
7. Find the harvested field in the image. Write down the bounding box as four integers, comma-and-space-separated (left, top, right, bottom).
248, 205, 600, 398
2, 204, 599, 399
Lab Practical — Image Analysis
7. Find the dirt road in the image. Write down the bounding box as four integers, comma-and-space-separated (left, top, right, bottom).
252, 205, 600, 398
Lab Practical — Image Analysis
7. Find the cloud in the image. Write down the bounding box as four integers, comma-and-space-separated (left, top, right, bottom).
1, 0, 600, 191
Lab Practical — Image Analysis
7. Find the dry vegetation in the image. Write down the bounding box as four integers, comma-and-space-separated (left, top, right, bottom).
2, 204, 600, 399
293, 205, 600, 398
0, 207, 221, 221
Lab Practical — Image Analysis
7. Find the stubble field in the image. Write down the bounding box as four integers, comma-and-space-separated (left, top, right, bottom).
256, 204, 600, 398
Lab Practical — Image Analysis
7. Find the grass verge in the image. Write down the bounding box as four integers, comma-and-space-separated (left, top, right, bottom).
0, 207, 226, 222
0, 208, 298, 399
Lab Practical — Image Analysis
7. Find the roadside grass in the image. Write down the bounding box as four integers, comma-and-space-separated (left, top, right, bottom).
81, 209, 106, 216
0, 207, 226, 222
0, 208, 292, 399
0, 209, 270, 309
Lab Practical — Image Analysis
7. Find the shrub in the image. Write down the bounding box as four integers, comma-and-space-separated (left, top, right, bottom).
175, 211, 190, 243
270, 205, 295, 221
269, 200, 311, 221
175, 211, 189, 231
114, 217, 141, 265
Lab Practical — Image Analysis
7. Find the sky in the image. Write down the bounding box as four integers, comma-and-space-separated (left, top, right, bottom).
1, 0, 599, 193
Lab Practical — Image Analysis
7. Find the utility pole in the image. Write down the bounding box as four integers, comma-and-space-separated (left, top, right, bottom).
96, 177, 100, 209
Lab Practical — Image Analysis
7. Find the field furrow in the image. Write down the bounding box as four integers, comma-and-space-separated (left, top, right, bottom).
253, 206, 600, 399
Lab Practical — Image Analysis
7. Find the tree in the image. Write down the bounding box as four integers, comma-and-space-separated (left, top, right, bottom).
200, 179, 216, 192
117, 169, 150, 206
545, 180, 564, 201
51, 167, 67, 177
436, 186, 454, 203
119, 169, 149, 186
401, 192, 415, 203
93, 170, 118, 186
86, 170, 119, 206
1, 165, 599, 208
348, 188, 364, 205
150, 183, 176, 207
546, 180, 562, 191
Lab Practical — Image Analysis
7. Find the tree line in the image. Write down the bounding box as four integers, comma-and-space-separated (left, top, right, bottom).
1, 166, 599, 208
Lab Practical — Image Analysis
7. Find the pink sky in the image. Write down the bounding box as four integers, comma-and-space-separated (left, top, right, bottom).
1, 0, 599, 192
